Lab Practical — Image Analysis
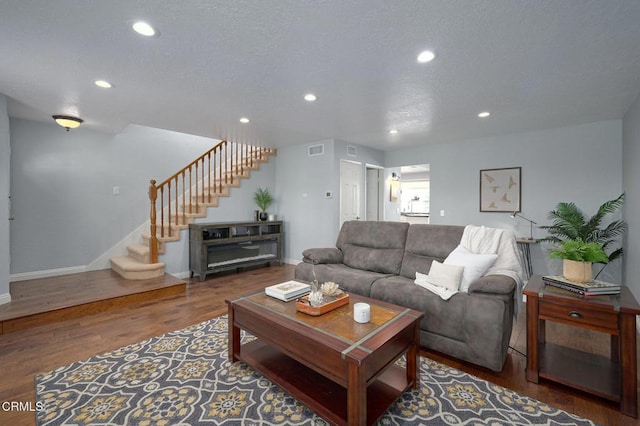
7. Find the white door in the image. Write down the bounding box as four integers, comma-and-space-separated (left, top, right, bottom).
340, 160, 362, 226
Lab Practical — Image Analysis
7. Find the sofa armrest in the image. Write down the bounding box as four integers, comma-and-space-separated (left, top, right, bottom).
302, 248, 344, 264
468, 274, 516, 296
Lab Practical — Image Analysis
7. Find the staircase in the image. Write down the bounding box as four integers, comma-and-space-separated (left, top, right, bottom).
110, 141, 276, 279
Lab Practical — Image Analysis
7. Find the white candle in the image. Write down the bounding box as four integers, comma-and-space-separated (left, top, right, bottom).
353, 303, 371, 323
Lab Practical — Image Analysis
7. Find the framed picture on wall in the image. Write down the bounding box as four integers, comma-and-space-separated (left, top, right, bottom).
479, 167, 521, 212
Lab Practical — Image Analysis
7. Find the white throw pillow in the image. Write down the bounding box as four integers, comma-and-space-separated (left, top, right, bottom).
444, 245, 497, 292
415, 261, 464, 292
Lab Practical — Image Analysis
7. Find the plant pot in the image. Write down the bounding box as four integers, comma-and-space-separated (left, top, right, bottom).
259, 212, 268, 221
563, 259, 592, 283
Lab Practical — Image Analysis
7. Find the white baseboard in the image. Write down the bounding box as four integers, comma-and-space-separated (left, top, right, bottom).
10, 265, 88, 282
0, 292, 11, 305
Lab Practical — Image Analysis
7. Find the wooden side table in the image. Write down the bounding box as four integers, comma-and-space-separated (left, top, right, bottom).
524, 275, 640, 418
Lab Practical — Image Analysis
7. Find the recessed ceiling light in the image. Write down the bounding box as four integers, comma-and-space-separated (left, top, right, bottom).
94, 80, 113, 89
132, 21, 157, 37
389, 129, 399, 134
478, 111, 491, 118
239, 117, 250, 124
304, 93, 317, 102
417, 50, 435, 63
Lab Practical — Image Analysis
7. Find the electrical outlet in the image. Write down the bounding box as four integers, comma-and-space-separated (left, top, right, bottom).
113, 186, 120, 195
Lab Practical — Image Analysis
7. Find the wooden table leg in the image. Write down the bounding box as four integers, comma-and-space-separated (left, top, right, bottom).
227, 304, 240, 362
619, 313, 638, 418
407, 322, 420, 390
526, 294, 540, 383
348, 362, 367, 426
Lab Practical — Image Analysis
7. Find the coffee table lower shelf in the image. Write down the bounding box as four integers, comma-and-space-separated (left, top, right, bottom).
239, 340, 410, 426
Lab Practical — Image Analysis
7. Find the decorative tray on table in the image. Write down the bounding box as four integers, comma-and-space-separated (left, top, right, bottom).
296, 292, 350, 316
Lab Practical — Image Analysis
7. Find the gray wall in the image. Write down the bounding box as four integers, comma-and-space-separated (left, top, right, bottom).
275, 139, 337, 263
0, 96, 10, 303
623, 94, 640, 301
385, 120, 624, 284
275, 139, 384, 263
9, 119, 224, 275
6, 115, 631, 292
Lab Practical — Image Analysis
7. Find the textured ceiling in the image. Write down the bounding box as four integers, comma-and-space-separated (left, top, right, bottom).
2, 0, 640, 151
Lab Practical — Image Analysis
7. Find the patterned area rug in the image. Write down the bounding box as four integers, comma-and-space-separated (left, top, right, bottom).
36, 316, 595, 425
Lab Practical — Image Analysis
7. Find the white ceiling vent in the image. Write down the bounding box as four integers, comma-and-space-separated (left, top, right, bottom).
308, 144, 324, 156
347, 145, 357, 157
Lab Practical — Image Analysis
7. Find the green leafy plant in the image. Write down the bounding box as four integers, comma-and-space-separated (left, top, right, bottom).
548, 239, 609, 263
253, 187, 274, 212
539, 193, 626, 264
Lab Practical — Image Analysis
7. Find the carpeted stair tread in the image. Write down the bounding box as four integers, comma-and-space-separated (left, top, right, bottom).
110, 256, 165, 280
127, 243, 150, 263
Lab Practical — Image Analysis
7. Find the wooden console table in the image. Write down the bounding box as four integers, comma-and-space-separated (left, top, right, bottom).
189, 221, 282, 281
524, 275, 640, 417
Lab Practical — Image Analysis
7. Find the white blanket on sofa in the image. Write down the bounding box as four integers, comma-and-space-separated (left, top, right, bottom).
461, 225, 526, 318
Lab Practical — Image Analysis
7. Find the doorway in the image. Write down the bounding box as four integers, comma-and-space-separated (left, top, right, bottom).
399, 164, 430, 224
365, 165, 384, 221
340, 160, 363, 227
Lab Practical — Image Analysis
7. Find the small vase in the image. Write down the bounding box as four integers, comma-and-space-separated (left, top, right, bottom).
259, 212, 268, 221
563, 259, 592, 283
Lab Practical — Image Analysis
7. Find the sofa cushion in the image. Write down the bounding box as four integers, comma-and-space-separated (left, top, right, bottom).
336, 221, 409, 274
294, 262, 391, 297
370, 275, 512, 364
370, 275, 469, 342
399, 224, 464, 279
444, 245, 497, 292
416, 261, 463, 292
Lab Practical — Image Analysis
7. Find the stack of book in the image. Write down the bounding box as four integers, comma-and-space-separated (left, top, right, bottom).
265, 280, 311, 301
542, 275, 621, 296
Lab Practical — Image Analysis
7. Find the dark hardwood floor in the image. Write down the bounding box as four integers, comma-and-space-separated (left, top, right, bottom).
0, 264, 637, 425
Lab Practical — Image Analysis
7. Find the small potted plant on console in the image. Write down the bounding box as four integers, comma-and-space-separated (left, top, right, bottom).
254, 187, 274, 221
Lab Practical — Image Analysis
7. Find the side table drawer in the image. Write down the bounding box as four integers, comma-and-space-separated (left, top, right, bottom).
539, 300, 618, 332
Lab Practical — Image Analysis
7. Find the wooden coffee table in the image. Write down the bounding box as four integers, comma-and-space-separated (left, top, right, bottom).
226, 290, 423, 426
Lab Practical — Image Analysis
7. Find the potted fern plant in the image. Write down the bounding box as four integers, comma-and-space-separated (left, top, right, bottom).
540, 193, 626, 281
254, 187, 274, 221
548, 239, 608, 283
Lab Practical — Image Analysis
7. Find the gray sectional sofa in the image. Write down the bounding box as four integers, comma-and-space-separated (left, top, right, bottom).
294, 220, 523, 372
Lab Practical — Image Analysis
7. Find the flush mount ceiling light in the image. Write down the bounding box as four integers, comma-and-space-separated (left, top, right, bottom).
132, 21, 158, 37
239, 117, 250, 123
388, 129, 399, 134
94, 80, 113, 88
52, 115, 83, 131
417, 50, 435, 63
304, 93, 317, 102
478, 111, 491, 118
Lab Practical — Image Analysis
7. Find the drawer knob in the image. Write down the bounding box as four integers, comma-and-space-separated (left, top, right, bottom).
568, 311, 583, 318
